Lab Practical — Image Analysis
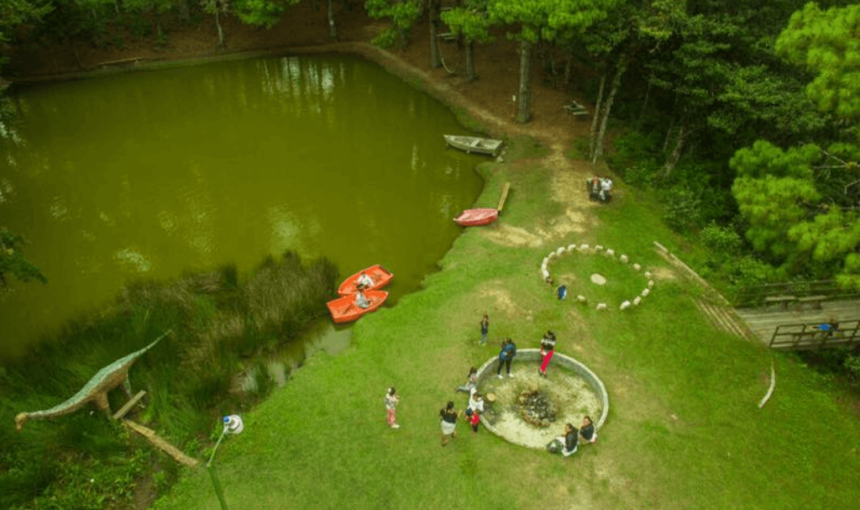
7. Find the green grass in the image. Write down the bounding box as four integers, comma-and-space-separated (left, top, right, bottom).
152, 144, 860, 510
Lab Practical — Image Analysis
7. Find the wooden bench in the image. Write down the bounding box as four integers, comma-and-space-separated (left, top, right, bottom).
764, 295, 796, 309
797, 295, 826, 309
563, 101, 588, 117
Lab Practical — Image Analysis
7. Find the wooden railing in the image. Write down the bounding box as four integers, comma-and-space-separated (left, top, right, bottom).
735, 280, 860, 308
769, 319, 860, 350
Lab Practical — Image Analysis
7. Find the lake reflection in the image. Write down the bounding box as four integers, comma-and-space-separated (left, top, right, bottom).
0, 55, 484, 359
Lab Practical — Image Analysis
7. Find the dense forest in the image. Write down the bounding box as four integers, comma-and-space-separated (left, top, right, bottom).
1, 0, 858, 296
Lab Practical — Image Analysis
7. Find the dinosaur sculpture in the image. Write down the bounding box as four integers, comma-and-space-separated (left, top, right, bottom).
15, 330, 170, 431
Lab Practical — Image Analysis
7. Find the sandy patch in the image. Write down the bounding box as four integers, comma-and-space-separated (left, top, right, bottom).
477, 283, 524, 317
481, 223, 544, 248
652, 267, 678, 281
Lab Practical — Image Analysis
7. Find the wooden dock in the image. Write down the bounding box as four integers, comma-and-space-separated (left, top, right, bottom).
735, 298, 860, 350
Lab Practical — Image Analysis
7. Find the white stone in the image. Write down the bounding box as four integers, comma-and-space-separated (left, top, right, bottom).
620, 300, 631, 310
580, 244, 590, 251
595, 245, 604, 252
596, 303, 607, 311
556, 247, 566, 255
641, 288, 650, 297
576, 295, 587, 303
567, 244, 577, 252
648, 280, 655, 289
542, 270, 550, 279
605, 249, 615, 257
540, 264, 547, 273
633, 263, 641, 271
644, 271, 652, 278
548, 252, 556, 260
590, 274, 607, 285
620, 254, 629, 263
633, 296, 642, 306
542, 257, 549, 267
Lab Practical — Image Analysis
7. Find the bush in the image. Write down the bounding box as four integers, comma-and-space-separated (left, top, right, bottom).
371, 27, 397, 49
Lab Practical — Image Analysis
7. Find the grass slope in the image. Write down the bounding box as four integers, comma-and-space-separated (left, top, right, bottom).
155, 143, 860, 510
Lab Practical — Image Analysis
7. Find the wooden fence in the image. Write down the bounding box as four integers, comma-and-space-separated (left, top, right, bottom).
735, 280, 860, 308
769, 319, 860, 350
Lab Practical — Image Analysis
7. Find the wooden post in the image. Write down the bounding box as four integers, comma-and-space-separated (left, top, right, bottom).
112, 390, 147, 420
497, 182, 511, 213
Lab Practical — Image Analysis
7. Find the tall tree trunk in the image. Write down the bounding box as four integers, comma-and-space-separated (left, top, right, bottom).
429, 0, 440, 68
563, 55, 572, 86
466, 40, 476, 81
589, 73, 607, 160
663, 95, 678, 151
215, 10, 225, 48
662, 118, 688, 180
328, 0, 337, 39
177, 0, 190, 21
592, 59, 626, 165
638, 80, 651, 125
517, 39, 533, 124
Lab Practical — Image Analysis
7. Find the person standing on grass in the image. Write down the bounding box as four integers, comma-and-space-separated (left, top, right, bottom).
456, 366, 478, 393
468, 408, 481, 433
555, 423, 578, 457
539, 331, 556, 378
497, 338, 517, 379
467, 388, 484, 415
440, 401, 461, 446
579, 416, 597, 444
385, 387, 400, 429
480, 314, 489, 345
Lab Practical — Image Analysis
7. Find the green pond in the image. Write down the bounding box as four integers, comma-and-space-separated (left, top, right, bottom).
0, 55, 485, 360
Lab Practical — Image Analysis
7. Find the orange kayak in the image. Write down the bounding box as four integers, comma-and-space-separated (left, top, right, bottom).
454, 208, 498, 227
327, 290, 389, 323
337, 264, 394, 296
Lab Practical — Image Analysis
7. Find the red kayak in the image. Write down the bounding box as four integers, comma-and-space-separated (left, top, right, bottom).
327, 290, 389, 323
337, 264, 393, 296
454, 208, 499, 227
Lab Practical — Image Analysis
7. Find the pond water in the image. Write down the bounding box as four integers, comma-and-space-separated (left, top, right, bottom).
0, 55, 485, 360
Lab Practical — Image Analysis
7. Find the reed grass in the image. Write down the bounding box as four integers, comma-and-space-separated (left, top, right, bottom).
0, 251, 337, 509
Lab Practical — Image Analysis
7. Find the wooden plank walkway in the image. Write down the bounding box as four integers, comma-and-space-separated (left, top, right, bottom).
123, 420, 200, 468
735, 298, 860, 350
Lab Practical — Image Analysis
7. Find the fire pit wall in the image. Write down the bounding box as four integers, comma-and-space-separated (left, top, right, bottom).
475, 348, 610, 449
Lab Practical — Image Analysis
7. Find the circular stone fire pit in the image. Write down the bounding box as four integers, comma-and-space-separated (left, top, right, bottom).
475, 349, 609, 449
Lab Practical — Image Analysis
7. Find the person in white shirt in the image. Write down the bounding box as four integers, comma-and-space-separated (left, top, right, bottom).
355, 290, 370, 308
357, 271, 374, 290
599, 178, 613, 202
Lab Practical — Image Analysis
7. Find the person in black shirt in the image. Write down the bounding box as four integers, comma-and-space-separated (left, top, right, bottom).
439, 401, 461, 446
579, 416, 597, 444
555, 423, 578, 457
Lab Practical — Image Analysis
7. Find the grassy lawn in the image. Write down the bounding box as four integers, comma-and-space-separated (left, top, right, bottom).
154, 141, 860, 510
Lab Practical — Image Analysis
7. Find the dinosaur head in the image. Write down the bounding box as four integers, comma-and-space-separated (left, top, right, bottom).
15, 413, 28, 432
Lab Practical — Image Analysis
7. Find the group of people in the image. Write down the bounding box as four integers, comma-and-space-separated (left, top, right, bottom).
587, 176, 613, 203
555, 416, 598, 457
354, 271, 375, 308
384, 314, 598, 457
439, 387, 485, 446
